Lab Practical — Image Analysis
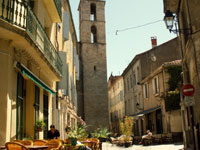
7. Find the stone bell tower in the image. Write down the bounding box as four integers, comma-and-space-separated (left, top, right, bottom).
78, 0, 108, 130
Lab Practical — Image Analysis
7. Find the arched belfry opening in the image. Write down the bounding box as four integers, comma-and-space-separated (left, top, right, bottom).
91, 25, 97, 43
90, 3, 96, 21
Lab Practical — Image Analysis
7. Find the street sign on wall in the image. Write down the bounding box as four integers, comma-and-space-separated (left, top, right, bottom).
182, 84, 195, 97
184, 96, 195, 106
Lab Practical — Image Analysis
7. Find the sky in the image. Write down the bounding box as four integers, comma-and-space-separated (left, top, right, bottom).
69, 0, 176, 79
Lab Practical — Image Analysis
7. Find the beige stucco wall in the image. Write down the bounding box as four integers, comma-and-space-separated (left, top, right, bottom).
108, 76, 124, 133
168, 110, 182, 133
141, 65, 182, 134
124, 60, 142, 116
0, 0, 63, 143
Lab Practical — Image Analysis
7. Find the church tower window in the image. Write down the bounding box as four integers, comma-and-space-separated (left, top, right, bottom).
90, 3, 96, 21
91, 25, 97, 43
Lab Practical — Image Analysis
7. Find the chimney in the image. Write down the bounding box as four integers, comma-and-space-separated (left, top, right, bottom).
151, 36, 157, 48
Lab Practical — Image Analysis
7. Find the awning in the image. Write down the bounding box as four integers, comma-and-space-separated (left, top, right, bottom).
18, 62, 56, 96
133, 106, 161, 117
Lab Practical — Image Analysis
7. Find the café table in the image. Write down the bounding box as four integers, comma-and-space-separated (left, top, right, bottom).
0, 145, 49, 150
26, 145, 49, 150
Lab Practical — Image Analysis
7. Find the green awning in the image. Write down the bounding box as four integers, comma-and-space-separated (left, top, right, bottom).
20, 63, 56, 96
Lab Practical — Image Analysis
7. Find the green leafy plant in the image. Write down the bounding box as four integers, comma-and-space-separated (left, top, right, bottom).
67, 124, 88, 140
34, 120, 46, 131
120, 116, 134, 142
164, 65, 182, 112
165, 89, 180, 111
92, 127, 111, 138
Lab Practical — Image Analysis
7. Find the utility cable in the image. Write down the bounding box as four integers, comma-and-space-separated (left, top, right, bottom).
116, 19, 163, 35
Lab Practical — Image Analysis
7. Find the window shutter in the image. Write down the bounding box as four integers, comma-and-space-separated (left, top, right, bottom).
143, 85, 146, 98
152, 79, 155, 94
63, 11, 69, 41
156, 76, 159, 93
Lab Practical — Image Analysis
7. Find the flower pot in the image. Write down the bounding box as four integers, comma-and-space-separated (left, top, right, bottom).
124, 142, 131, 148
70, 138, 77, 146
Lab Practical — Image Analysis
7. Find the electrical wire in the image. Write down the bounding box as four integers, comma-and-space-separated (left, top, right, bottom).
115, 19, 163, 35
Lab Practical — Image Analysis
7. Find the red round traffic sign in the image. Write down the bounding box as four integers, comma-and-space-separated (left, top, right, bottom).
182, 84, 195, 96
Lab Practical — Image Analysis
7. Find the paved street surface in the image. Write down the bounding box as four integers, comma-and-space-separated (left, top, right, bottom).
102, 143, 183, 150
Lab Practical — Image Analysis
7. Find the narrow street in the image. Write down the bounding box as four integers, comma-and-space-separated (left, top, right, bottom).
102, 143, 184, 150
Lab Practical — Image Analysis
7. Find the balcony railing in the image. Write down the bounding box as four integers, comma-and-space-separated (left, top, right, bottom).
0, 0, 62, 76
54, 0, 62, 21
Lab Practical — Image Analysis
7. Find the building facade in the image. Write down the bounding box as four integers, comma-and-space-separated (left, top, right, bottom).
108, 75, 124, 134
139, 60, 182, 140
0, 0, 79, 143
78, 0, 109, 130
163, 0, 200, 149
56, 0, 80, 139
122, 38, 181, 136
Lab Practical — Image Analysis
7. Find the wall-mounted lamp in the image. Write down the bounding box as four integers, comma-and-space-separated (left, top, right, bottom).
164, 10, 191, 34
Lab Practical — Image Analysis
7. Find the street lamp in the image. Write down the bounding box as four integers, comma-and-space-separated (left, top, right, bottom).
164, 10, 175, 32
164, 10, 190, 34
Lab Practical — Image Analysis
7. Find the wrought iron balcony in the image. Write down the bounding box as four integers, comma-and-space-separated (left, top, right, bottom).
0, 0, 62, 77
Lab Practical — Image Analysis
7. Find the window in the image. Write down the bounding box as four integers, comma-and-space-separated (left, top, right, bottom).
91, 25, 97, 43
143, 83, 149, 98
137, 67, 140, 82
90, 3, 96, 21
153, 76, 159, 94
133, 73, 136, 85
34, 86, 40, 124
94, 66, 96, 71
130, 75, 133, 88
120, 91, 123, 101
16, 73, 25, 139
127, 78, 129, 90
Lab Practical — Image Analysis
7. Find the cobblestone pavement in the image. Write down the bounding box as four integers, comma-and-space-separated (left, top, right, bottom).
102, 143, 184, 150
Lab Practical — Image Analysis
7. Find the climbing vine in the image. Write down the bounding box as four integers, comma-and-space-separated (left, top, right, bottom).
164, 65, 182, 112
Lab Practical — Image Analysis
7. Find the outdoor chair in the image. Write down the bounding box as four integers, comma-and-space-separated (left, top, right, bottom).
20, 140, 33, 146
33, 139, 48, 146
143, 138, 153, 146
45, 139, 63, 150
110, 137, 119, 145
89, 138, 100, 150
5, 142, 29, 150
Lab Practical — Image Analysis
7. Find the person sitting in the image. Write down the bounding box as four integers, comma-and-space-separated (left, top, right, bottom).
139, 130, 152, 144
47, 125, 60, 139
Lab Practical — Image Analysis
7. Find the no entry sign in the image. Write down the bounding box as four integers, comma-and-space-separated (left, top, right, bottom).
182, 84, 195, 96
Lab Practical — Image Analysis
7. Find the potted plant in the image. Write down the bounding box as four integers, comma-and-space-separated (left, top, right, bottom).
67, 128, 80, 146
34, 120, 46, 132
120, 116, 134, 148
92, 127, 111, 142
